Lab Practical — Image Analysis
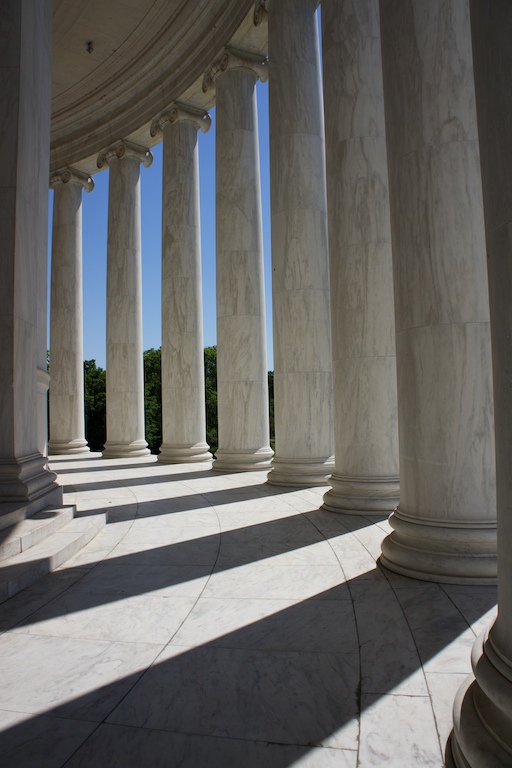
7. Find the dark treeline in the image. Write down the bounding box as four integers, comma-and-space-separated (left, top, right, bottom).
81, 346, 275, 454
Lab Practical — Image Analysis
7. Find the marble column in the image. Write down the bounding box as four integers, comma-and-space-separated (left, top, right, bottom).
49, 169, 93, 455
151, 105, 212, 464
379, 0, 496, 583
0, 0, 61, 521
98, 141, 152, 458
449, 2, 512, 764
266, 0, 334, 487
321, 0, 399, 514
204, 48, 273, 472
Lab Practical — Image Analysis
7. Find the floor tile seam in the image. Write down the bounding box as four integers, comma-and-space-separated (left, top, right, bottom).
172, 595, 353, 602
424, 667, 454, 757
438, 582, 495, 636
361, 690, 433, 698
100, 718, 357, 752
61, 722, 104, 768
2, 628, 166, 648
164, 641, 361, 658
297, 507, 362, 763
99, 497, 225, 719
380, 568, 443, 753
99, 719, 356, 752
0, 706, 102, 728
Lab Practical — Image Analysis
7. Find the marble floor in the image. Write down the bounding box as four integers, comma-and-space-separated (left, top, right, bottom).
0, 455, 497, 767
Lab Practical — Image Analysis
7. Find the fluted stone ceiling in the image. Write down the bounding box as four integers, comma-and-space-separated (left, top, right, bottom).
51, 0, 264, 173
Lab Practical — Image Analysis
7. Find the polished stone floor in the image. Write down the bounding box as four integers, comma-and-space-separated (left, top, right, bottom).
0, 455, 497, 767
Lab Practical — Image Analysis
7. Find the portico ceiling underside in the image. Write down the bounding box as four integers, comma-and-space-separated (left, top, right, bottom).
51, 0, 263, 174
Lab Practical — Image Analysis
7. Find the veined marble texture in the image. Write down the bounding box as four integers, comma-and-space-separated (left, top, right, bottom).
0, 455, 497, 765
322, 0, 398, 513
49, 176, 88, 454
268, 0, 333, 484
214, 65, 271, 470
379, 0, 496, 582
103, 152, 149, 456
160, 118, 210, 462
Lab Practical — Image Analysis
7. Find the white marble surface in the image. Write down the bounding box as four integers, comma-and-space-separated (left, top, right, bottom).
267, 0, 334, 486
449, 9, 512, 760
214, 65, 272, 472
102, 147, 150, 458
0, 0, 61, 515
322, 0, 399, 515
49, 172, 90, 455
379, 0, 496, 583
159, 116, 211, 463
0, 453, 497, 766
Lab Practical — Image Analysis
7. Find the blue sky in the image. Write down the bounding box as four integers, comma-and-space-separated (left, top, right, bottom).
48, 80, 273, 371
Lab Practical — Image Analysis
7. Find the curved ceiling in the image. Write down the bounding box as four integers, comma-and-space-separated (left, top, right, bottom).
51, 0, 263, 172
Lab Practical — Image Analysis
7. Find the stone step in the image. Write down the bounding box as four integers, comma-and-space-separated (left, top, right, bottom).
0, 506, 75, 563
0, 511, 106, 604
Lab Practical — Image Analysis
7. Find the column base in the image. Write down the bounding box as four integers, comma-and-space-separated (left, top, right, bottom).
267, 456, 335, 487
380, 507, 497, 585
323, 474, 399, 514
158, 443, 213, 464
0, 453, 63, 529
102, 440, 150, 459
48, 439, 90, 455
213, 447, 274, 472
449, 628, 512, 766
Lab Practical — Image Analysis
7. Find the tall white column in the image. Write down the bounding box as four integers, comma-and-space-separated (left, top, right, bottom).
205, 48, 273, 472
321, 0, 399, 514
151, 105, 212, 464
267, 0, 334, 487
0, 0, 61, 520
450, 3, 512, 764
98, 141, 152, 459
49, 169, 93, 455
379, 0, 496, 583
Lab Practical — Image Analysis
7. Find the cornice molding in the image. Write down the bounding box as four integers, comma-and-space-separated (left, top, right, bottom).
50, 168, 94, 193
202, 46, 268, 92
150, 103, 212, 137
96, 140, 153, 170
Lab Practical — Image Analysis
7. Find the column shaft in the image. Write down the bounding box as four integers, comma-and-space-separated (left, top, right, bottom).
0, 0, 61, 520
158, 110, 212, 463
322, 0, 399, 513
49, 171, 92, 454
450, 2, 512, 764
379, 0, 496, 583
267, 0, 334, 487
100, 143, 151, 458
212, 54, 273, 471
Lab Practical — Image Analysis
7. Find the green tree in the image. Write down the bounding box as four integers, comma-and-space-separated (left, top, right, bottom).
144, 347, 162, 454
268, 370, 275, 449
204, 346, 218, 453
83, 360, 106, 451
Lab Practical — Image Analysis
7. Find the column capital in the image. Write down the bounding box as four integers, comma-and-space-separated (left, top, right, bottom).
50, 167, 94, 193
97, 140, 153, 170
150, 103, 211, 137
202, 47, 268, 93
253, 0, 268, 26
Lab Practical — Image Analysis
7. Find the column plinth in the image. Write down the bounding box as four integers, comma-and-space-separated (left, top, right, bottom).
266, 0, 334, 487
378, 0, 496, 583
98, 141, 152, 459
205, 48, 273, 473
152, 106, 213, 465
49, 168, 93, 455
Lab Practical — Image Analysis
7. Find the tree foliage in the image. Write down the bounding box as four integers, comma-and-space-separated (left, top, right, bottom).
204, 346, 218, 453
83, 360, 106, 451
77, 346, 273, 456
143, 348, 162, 453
